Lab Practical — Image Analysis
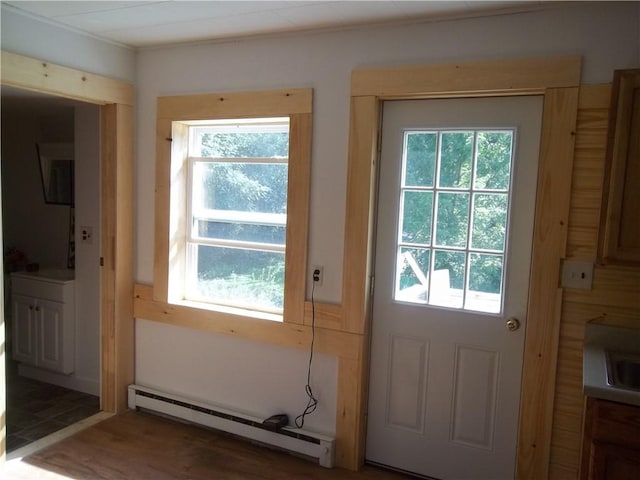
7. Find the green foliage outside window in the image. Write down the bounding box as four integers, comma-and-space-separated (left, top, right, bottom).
397, 130, 513, 310
191, 126, 290, 311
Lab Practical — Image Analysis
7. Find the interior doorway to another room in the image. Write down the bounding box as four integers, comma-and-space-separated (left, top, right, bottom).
1, 87, 101, 453
1, 51, 135, 463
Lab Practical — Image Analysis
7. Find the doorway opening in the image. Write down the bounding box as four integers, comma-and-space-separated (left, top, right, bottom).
0, 51, 134, 463
1, 87, 101, 453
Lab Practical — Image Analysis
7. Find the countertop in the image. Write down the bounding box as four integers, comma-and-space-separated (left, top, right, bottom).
11, 268, 75, 283
583, 321, 640, 407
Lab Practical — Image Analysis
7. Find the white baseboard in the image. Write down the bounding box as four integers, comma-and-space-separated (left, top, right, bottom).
128, 384, 335, 468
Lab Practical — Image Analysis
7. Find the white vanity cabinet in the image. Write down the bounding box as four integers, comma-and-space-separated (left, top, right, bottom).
11, 270, 75, 374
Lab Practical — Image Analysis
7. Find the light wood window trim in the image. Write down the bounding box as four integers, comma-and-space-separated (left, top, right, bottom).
134, 284, 359, 359
0, 50, 135, 445
342, 56, 581, 474
154, 88, 312, 325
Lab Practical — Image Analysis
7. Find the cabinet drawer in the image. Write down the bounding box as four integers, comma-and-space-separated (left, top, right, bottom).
12, 276, 73, 303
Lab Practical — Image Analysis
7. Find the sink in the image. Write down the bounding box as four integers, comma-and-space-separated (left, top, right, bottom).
584, 322, 640, 406
606, 351, 640, 392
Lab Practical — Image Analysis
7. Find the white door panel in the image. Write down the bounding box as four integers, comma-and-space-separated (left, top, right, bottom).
366, 96, 543, 479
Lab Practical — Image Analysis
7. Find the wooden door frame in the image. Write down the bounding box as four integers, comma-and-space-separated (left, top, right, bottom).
343, 56, 582, 478
0, 51, 134, 459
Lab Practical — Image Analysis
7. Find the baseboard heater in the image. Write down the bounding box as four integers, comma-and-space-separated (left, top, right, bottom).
127, 384, 335, 468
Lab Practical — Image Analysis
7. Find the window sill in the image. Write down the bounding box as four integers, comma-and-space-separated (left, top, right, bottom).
170, 298, 283, 323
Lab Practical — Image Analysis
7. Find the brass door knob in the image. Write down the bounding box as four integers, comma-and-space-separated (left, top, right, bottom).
506, 318, 520, 331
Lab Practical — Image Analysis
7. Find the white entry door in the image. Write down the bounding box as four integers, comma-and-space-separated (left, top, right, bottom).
366, 96, 543, 480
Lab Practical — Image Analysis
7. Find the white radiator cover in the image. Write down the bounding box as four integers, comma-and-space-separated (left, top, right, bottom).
127, 384, 335, 468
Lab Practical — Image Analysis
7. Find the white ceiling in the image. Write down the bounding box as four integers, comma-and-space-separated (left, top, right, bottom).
3, 1, 548, 48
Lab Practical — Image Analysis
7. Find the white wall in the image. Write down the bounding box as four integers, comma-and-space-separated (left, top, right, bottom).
74, 103, 101, 393
133, 2, 639, 436
0, 4, 136, 83
1, 104, 73, 269
136, 319, 337, 434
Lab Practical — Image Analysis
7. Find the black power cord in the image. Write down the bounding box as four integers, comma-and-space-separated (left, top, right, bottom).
294, 269, 320, 428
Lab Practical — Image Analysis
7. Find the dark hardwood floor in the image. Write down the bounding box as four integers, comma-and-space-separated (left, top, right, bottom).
3, 411, 413, 479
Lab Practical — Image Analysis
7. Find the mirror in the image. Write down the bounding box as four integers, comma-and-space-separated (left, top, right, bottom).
36, 143, 74, 206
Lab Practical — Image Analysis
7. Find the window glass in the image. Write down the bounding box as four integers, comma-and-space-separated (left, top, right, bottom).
186, 118, 290, 313
396, 247, 430, 302
470, 193, 508, 251
191, 245, 285, 311
192, 120, 289, 158
401, 191, 433, 245
192, 162, 287, 214
404, 132, 436, 187
435, 192, 470, 248
467, 253, 504, 313
474, 131, 512, 190
438, 131, 473, 189
430, 249, 466, 309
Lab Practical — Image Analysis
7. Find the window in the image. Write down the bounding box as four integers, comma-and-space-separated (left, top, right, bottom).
395, 129, 514, 314
155, 88, 312, 323
186, 118, 289, 312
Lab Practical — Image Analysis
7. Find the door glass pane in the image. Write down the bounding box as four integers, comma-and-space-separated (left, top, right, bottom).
435, 192, 469, 248
438, 131, 473, 189
396, 247, 430, 303
393, 129, 514, 313
466, 253, 504, 313
474, 131, 513, 190
471, 193, 508, 251
430, 250, 465, 308
401, 191, 433, 245
405, 132, 436, 187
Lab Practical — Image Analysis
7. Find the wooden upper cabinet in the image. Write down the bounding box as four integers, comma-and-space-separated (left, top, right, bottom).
599, 69, 640, 265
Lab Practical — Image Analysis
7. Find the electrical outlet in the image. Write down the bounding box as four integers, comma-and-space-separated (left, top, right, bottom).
561, 260, 594, 290
80, 226, 93, 244
312, 265, 323, 286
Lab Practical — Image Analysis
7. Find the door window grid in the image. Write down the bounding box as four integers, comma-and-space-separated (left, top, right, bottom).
394, 129, 515, 313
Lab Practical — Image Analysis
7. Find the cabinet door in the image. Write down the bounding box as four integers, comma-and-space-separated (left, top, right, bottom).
36, 298, 68, 373
592, 441, 640, 480
582, 398, 640, 480
12, 294, 36, 365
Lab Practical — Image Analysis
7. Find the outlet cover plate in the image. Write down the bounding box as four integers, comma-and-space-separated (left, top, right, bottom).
312, 265, 324, 286
80, 226, 93, 244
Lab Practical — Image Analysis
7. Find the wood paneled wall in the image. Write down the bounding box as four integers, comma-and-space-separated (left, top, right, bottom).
548, 85, 640, 480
